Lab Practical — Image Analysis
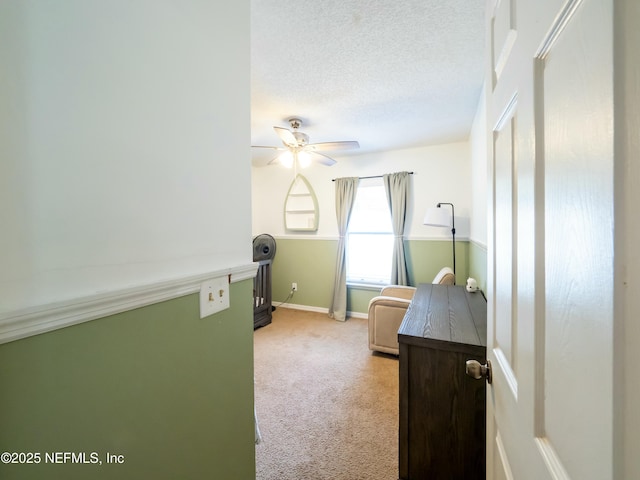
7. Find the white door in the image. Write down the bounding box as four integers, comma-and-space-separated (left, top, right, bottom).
485, 0, 614, 478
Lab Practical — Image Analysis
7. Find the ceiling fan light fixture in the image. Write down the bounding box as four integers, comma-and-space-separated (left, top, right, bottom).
279, 151, 294, 168
298, 151, 312, 168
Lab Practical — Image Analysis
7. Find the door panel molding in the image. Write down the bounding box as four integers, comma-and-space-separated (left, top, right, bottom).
534, 437, 571, 480
494, 347, 518, 399
491, 0, 517, 87
535, 0, 584, 59
533, 0, 613, 478
492, 92, 519, 381
496, 431, 515, 480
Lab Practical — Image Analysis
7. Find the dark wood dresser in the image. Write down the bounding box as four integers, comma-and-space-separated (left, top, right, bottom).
398, 284, 487, 480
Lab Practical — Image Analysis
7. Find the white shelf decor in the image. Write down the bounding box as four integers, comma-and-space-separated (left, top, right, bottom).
284, 174, 319, 232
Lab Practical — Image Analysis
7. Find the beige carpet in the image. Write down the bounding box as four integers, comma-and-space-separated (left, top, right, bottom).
254, 307, 399, 480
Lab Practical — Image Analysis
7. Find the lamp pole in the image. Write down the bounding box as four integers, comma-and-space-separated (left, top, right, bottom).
437, 202, 456, 283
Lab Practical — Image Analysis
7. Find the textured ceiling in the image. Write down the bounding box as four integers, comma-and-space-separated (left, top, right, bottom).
251, 0, 485, 166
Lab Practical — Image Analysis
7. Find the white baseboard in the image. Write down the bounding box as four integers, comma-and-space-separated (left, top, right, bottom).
276, 303, 367, 320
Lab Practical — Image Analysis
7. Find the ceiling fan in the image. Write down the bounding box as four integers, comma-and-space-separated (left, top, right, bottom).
252, 117, 359, 167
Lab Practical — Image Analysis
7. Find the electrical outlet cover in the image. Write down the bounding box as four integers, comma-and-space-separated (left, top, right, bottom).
200, 277, 230, 318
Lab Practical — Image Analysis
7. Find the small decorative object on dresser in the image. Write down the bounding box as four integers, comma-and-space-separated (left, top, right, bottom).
466, 277, 479, 292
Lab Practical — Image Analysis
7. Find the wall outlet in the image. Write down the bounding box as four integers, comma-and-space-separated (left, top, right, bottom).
291, 282, 297, 291
200, 277, 230, 318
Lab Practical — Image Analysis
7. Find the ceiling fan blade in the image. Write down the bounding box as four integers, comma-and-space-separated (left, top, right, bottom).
251, 145, 286, 150
311, 151, 337, 166
273, 126, 298, 148
267, 154, 283, 165
305, 141, 360, 152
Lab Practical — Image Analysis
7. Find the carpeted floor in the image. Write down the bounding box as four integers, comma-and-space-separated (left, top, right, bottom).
254, 307, 399, 480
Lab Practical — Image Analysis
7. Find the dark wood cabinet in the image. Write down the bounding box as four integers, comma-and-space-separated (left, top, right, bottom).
398, 284, 487, 480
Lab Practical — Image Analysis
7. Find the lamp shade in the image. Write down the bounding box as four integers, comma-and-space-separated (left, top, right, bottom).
423, 206, 451, 227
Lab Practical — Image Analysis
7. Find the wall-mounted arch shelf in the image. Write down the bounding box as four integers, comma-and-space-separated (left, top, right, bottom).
284, 174, 319, 232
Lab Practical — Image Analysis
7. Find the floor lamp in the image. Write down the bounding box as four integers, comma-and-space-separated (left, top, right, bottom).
423, 202, 456, 284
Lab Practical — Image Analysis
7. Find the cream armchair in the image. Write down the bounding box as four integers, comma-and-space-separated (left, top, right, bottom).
367, 285, 416, 355
431, 266, 455, 285
367, 267, 455, 355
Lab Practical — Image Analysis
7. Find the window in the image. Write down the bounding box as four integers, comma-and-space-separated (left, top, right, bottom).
346, 178, 393, 286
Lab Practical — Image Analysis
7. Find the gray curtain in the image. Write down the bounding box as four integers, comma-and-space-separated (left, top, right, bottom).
383, 171, 410, 285
328, 177, 359, 321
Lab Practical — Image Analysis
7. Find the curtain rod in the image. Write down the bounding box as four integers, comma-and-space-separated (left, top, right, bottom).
331, 172, 414, 181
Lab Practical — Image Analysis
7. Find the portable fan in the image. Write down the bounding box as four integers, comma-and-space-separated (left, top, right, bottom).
252, 233, 277, 262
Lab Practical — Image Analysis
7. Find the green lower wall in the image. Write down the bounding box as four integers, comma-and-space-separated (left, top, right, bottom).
272, 238, 470, 315
271, 238, 338, 309
469, 241, 488, 294
0, 281, 255, 480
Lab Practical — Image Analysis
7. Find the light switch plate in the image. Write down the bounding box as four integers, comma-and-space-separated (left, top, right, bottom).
200, 277, 230, 318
